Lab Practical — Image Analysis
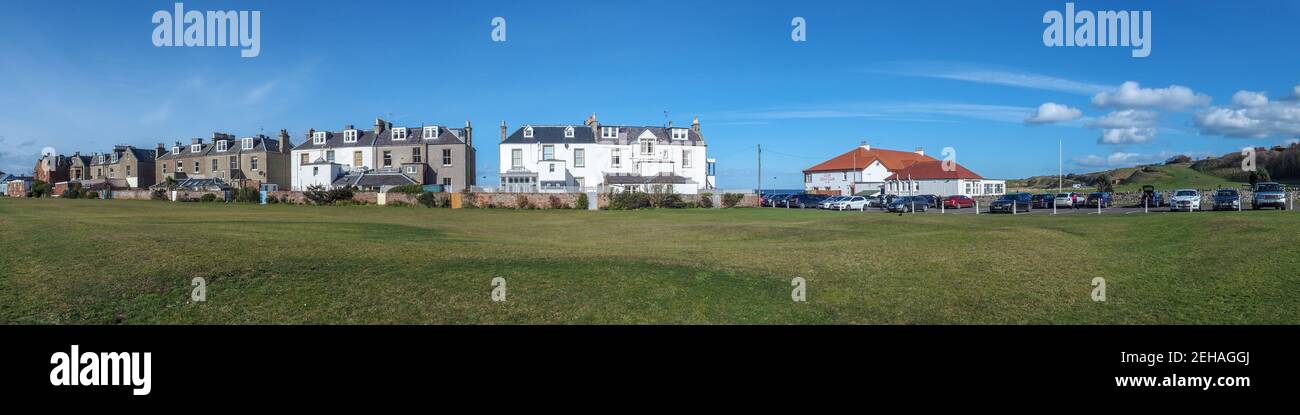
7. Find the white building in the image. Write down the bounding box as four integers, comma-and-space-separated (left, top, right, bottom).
803, 144, 1004, 197
290, 125, 378, 191
498, 115, 715, 194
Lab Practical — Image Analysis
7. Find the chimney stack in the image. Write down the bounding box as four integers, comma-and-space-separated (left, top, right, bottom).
585, 112, 599, 138
192, 138, 204, 145
914, 147, 924, 157
155, 143, 165, 158
859, 141, 870, 151
279, 129, 291, 153
464, 120, 473, 147
500, 120, 507, 143
374, 117, 386, 135
691, 117, 701, 134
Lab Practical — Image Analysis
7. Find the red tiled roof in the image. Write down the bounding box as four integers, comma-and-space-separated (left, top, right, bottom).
884, 160, 984, 180
803, 147, 936, 173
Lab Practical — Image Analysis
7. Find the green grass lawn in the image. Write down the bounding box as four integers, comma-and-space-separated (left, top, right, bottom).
3, 198, 1299, 324
1112, 163, 1243, 193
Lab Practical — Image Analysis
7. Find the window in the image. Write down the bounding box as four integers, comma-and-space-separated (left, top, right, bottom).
392, 127, 407, 140
250, 156, 259, 171
344, 130, 357, 143
542, 145, 554, 160
312, 167, 319, 176
423, 126, 437, 139
442, 149, 452, 166
549, 163, 555, 173
229, 156, 237, 170
564, 126, 574, 138
301, 153, 309, 164
162, 163, 168, 174
601, 126, 617, 139
126, 165, 132, 176
412, 148, 421, 163
383, 151, 392, 167
211, 159, 218, 171
671, 128, 687, 140
313, 131, 327, 145
172, 146, 179, 155
193, 161, 199, 173
191, 144, 201, 153
353, 151, 363, 167
611, 149, 621, 167
682, 150, 692, 168
326, 151, 335, 163
216, 140, 228, 152
640, 138, 654, 155
523, 126, 533, 138
511, 149, 522, 168
804, 174, 811, 183
405, 165, 417, 174
574, 148, 585, 167
442, 178, 452, 187
176, 161, 183, 173
242, 138, 254, 150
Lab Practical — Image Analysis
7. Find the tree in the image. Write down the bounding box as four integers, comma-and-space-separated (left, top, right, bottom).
1249, 167, 1272, 185
1094, 173, 1115, 193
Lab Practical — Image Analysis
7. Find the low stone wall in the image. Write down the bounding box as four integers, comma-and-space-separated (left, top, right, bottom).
109, 189, 154, 200
467, 192, 597, 209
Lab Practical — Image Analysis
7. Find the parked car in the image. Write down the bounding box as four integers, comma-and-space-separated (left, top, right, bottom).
943, 195, 975, 209
886, 196, 928, 213
1140, 185, 1163, 207
786, 193, 828, 208
1169, 189, 1201, 212
1252, 182, 1287, 210
917, 194, 941, 208
1085, 192, 1112, 208
1212, 189, 1240, 211
1031, 193, 1055, 209
990, 193, 1032, 213
767, 194, 793, 207
830, 195, 870, 211
818, 195, 846, 209
1054, 192, 1081, 209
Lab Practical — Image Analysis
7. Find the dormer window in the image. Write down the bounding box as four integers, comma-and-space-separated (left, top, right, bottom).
171, 147, 179, 155
313, 131, 327, 145
242, 138, 254, 150
601, 126, 617, 139
392, 127, 407, 140
216, 140, 228, 152
564, 126, 574, 138
423, 126, 438, 139
640, 137, 655, 155
671, 128, 688, 140
191, 144, 201, 153
523, 126, 534, 138
344, 130, 357, 143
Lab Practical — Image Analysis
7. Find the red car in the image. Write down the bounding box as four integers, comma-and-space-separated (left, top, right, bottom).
943, 195, 975, 209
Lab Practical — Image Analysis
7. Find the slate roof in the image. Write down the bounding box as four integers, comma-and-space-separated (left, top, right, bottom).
331, 171, 416, 188
90, 146, 158, 166
294, 123, 467, 152
503, 125, 705, 146
156, 135, 281, 161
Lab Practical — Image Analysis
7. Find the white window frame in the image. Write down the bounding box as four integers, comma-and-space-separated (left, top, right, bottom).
574, 148, 585, 167
523, 126, 533, 138
640, 138, 654, 155
344, 130, 358, 143
542, 145, 554, 160
601, 126, 617, 139
392, 127, 408, 141
216, 140, 228, 152
423, 126, 438, 139
672, 128, 688, 140
564, 126, 574, 138
611, 148, 622, 167
682, 149, 692, 168
250, 156, 259, 171
313, 131, 327, 145
191, 144, 202, 153
442, 149, 452, 166
511, 149, 522, 168
242, 138, 254, 150
172, 147, 179, 155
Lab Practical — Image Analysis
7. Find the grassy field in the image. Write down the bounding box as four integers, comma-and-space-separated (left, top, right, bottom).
2, 197, 1299, 324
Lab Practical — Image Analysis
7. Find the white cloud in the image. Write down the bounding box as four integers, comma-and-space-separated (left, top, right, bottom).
1194, 103, 1300, 138
1092, 81, 1211, 110
1282, 85, 1300, 101
1025, 102, 1082, 124
244, 80, 279, 105
1099, 127, 1158, 144
1073, 151, 1174, 168
1232, 90, 1269, 107
872, 61, 1109, 95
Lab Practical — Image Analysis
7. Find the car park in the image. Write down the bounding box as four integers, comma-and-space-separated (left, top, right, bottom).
1031, 193, 1054, 209
990, 193, 1032, 213
1054, 192, 1081, 209
1252, 182, 1287, 210
1085, 192, 1111, 208
1140, 185, 1164, 207
767, 194, 793, 207
1169, 189, 1201, 212
887, 196, 928, 213
943, 195, 975, 209
818, 196, 847, 209
830, 196, 870, 211
1212, 189, 1240, 211
786, 194, 828, 208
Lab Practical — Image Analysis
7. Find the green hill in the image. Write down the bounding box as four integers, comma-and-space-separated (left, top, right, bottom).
1013, 163, 1244, 192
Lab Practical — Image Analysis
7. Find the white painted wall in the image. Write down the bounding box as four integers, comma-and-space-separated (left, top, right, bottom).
292, 147, 374, 190
499, 140, 708, 194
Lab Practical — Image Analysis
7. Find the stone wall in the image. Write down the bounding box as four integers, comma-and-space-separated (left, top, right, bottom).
109, 189, 154, 200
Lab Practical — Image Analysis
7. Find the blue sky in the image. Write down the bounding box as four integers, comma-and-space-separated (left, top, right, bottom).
2, 0, 1298, 188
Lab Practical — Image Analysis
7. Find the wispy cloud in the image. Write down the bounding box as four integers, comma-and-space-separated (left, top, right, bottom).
870, 61, 1110, 95
711, 102, 1032, 124
245, 80, 279, 105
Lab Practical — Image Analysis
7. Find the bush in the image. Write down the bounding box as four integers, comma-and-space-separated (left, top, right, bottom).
199, 193, 217, 203
86, 191, 100, 199
417, 192, 437, 208
576, 193, 589, 209
607, 190, 651, 210
698, 192, 714, 208
151, 188, 168, 201
60, 187, 82, 199
304, 185, 357, 205
234, 187, 260, 203
548, 195, 567, 209
646, 185, 683, 208
722, 193, 745, 208
266, 195, 279, 204
28, 181, 50, 198
515, 194, 533, 209
388, 184, 424, 194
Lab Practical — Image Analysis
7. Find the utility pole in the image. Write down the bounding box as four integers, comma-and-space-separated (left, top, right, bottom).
757, 144, 762, 195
